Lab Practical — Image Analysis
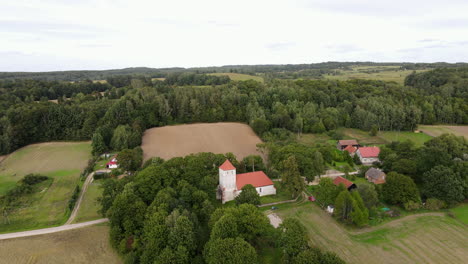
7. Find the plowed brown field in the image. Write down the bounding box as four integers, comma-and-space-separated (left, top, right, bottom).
141, 123, 264, 161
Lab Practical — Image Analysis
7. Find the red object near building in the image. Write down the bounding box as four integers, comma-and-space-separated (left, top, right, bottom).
308, 196, 316, 202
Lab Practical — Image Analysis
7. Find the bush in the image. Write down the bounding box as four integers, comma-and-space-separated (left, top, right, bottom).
68, 185, 81, 211
94, 172, 111, 180
21, 174, 49, 185
424, 198, 446, 210
404, 201, 422, 211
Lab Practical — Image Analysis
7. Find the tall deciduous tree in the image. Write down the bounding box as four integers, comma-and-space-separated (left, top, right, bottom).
382, 172, 420, 205
235, 184, 260, 206
423, 165, 464, 205
91, 132, 106, 156
281, 156, 305, 198
204, 238, 258, 264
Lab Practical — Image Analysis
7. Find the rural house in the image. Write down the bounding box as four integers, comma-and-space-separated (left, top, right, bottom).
365, 168, 386, 184
217, 159, 276, 203
343, 145, 357, 156
332, 176, 357, 191
337, 140, 359, 150
356, 146, 380, 165
106, 155, 119, 169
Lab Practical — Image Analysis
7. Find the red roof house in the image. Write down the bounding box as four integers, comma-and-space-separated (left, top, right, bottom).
337, 140, 359, 150
343, 145, 357, 155
332, 176, 357, 190
358, 146, 380, 158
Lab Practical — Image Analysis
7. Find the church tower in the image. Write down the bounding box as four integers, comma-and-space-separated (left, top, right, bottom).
219, 160, 237, 203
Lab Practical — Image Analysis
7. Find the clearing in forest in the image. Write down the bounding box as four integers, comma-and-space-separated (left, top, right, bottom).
275, 203, 468, 264
0, 142, 91, 233
208, 72, 264, 82
141, 122, 264, 161
0, 224, 121, 264
418, 125, 468, 140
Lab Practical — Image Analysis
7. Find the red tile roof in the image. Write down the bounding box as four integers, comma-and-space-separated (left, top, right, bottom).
339, 140, 358, 146
236, 171, 274, 189
343, 145, 357, 154
333, 176, 354, 189
358, 147, 380, 158
219, 160, 236, 171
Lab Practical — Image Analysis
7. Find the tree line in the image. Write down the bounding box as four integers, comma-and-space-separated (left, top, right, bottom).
1, 68, 467, 155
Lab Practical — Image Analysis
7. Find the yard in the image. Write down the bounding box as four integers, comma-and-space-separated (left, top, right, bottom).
72, 180, 104, 223
0, 142, 91, 233
274, 202, 468, 264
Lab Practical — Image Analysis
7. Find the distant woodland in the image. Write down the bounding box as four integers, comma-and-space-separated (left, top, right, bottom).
0, 64, 467, 155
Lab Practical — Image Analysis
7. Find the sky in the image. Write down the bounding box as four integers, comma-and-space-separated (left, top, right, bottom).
1, 0, 468, 71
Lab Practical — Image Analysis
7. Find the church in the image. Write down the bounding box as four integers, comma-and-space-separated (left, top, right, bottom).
217, 159, 276, 203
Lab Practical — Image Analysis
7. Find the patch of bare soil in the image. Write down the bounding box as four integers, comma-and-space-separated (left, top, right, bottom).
141, 122, 264, 161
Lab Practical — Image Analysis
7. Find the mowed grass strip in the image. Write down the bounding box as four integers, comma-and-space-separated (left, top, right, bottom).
418, 125, 468, 140
208, 72, 264, 82
0, 142, 91, 233
0, 224, 121, 264
275, 203, 468, 264
73, 180, 104, 223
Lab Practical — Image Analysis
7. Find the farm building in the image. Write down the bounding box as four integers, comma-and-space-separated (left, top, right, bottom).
333, 176, 357, 191
337, 140, 359, 150
343, 145, 357, 156
217, 159, 276, 203
356, 146, 380, 165
365, 168, 386, 184
106, 155, 119, 169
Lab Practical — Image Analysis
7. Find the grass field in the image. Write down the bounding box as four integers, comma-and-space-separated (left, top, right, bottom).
141, 122, 264, 161
275, 202, 468, 264
298, 128, 432, 148
450, 204, 468, 224
418, 125, 468, 140
0, 142, 91, 233
0, 224, 121, 263
209, 72, 264, 82
72, 180, 103, 223
322, 66, 429, 85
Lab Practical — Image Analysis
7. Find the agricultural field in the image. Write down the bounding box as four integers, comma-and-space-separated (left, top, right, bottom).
0, 142, 91, 233
418, 125, 468, 140
322, 66, 429, 84
298, 128, 432, 147
141, 122, 264, 161
0, 224, 121, 264
72, 180, 103, 223
275, 202, 468, 264
209, 72, 264, 82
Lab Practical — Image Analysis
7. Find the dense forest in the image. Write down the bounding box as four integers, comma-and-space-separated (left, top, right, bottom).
0, 67, 467, 155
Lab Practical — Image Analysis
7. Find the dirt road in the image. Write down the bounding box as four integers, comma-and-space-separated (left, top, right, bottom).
0, 218, 108, 240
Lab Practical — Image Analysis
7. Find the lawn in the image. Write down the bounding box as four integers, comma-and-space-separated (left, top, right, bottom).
274, 202, 468, 264
450, 203, 468, 224
0, 224, 121, 263
418, 125, 468, 140
378, 131, 432, 147
72, 180, 104, 223
208, 72, 264, 83
259, 182, 294, 205
0, 142, 91, 233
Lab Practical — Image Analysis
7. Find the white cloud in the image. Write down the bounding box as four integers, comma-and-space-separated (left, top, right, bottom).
0, 0, 467, 71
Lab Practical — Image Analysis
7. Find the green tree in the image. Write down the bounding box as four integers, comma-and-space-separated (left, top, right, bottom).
91, 132, 106, 156
279, 218, 309, 262
314, 178, 338, 208
382, 172, 420, 205
334, 190, 353, 221
350, 191, 369, 227
210, 214, 239, 240
281, 156, 305, 198
356, 183, 379, 210
309, 151, 325, 182
235, 184, 260, 206
423, 165, 464, 205
204, 238, 258, 264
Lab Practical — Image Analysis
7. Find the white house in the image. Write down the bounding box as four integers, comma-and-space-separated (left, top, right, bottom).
356, 146, 380, 165
217, 160, 276, 203
106, 155, 119, 169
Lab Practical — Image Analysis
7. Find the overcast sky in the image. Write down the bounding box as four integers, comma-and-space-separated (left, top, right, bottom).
1, 0, 468, 71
